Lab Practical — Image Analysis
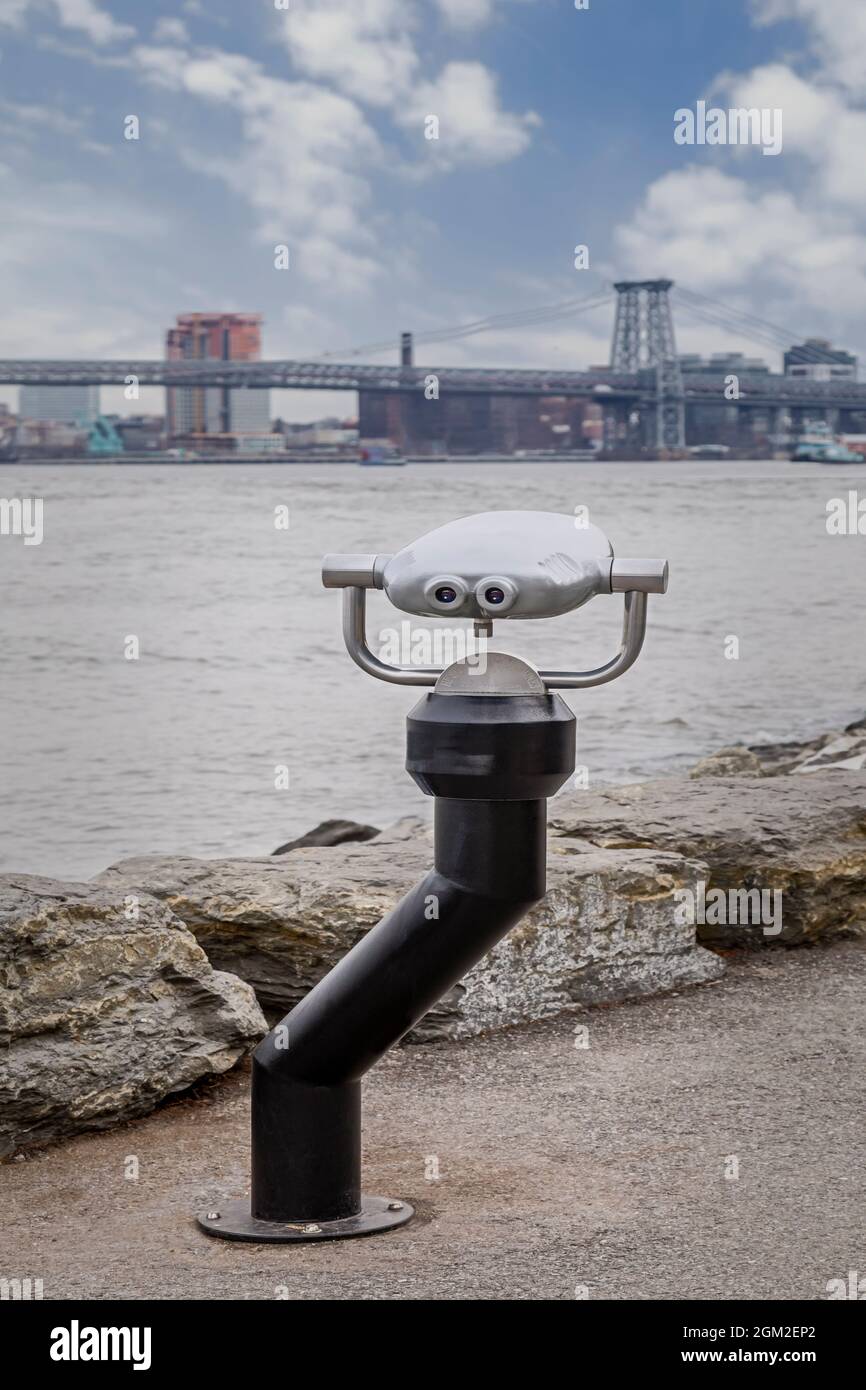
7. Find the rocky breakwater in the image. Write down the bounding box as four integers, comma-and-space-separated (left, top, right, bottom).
97, 757, 866, 1036
0, 877, 266, 1157
5, 719, 863, 1155
550, 770, 866, 947
97, 814, 725, 1041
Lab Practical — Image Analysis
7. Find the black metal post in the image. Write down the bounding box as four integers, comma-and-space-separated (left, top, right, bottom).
198, 685, 575, 1242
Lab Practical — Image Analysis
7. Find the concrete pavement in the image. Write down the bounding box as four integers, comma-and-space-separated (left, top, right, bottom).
5, 939, 865, 1300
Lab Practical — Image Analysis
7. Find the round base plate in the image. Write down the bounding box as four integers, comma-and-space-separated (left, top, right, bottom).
197, 1195, 414, 1244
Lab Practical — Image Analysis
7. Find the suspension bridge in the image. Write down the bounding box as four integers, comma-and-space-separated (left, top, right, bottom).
1, 282, 862, 455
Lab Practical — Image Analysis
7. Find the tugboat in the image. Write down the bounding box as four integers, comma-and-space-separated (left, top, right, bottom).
791, 422, 863, 463
358, 442, 406, 467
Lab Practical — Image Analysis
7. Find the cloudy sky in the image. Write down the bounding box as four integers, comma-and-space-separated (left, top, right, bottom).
1, 0, 865, 418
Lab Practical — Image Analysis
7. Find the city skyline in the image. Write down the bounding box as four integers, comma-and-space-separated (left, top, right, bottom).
1, 0, 866, 422
7, 282, 865, 461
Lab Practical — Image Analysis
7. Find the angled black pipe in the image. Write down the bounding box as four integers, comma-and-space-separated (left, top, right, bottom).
251, 798, 545, 1223
199, 684, 575, 1242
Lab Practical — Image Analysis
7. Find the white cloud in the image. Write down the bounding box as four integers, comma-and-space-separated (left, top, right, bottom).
0, 0, 134, 42
282, 0, 419, 107
131, 43, 189, 88
0, 167, 166, 362
750, 0, 866, 92
154, 17, 189, 45
134, 45, 386, 293
719, 62, 866, 211
9, 1, 540, 305
52, 0, 134, 44
0, 97, 85, 134
0, 0, 545, 372
0, 169, 165, 254
401, 62, 540, 167
0, 0, 29, 27
613, 2, 866, 354
179, 51, 251, 100
615, 164, 866, 326
132, 29, 540, 290
435, 0, 494, 29
620, 169, 813, 286
279, 0, 541, 170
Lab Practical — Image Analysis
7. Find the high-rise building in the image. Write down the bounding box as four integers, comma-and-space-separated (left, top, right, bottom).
165, 312, 270, 441
19, 385, 100, 424
784, 339, 857, 381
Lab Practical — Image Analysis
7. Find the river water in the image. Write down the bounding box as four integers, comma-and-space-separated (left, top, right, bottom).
1, 459, 864, 880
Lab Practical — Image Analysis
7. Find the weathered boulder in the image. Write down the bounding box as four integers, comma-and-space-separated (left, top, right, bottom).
550, 771, 866, 946
462, 843, 725, 1036
272, 818, 380, 855
96, 816, 724, 1040
690, 746, 764, 778
0, 876, 267, 1158
749, 715, 866, 775
98, 818, 429, 1020
792, 731, 866, 774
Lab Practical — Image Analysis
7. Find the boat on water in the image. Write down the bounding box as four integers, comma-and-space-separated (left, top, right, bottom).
689, 444, 731, 460
358, 444, 406, 467
791, 422, 863, 463
791, 440, 864, 463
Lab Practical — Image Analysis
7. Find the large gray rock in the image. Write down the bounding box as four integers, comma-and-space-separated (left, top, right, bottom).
0, 876, 267, 1158
98, 819, 429, 1021
792, 731, 866, 774
690, 746, 764, 778
550, 771, 866, 946
97, 817, 724, 1040
749, 715, 866, 775
464, 843, 725, 1036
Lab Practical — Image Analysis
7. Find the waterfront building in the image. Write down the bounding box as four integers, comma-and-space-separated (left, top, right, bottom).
113, 415, 165, 452
165, 312, 270, 442
784, 339, 857, 381
19, 384, 100, 424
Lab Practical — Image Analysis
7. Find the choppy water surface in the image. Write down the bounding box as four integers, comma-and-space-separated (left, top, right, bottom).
1, 460, 864, 879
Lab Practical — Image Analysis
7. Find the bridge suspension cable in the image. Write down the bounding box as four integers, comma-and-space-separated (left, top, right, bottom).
675, 288, 847, 365
318, 288, 615, 360
320, 281, 850, 372
675, 296, 788, 356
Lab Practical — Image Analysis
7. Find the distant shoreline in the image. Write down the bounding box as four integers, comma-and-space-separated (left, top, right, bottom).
0, 454, 793, 467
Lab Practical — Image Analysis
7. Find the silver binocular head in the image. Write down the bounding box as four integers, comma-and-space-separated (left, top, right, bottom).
323, 509, 668, 691
377, 510, 666, 620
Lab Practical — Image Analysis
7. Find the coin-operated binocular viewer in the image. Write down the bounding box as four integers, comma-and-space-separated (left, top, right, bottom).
199, 512, 668, 1242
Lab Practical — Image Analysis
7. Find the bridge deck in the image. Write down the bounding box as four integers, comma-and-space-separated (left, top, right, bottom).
2, 360, 866, 406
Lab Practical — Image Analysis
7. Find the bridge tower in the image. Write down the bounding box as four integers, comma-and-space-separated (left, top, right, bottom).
610, 280, 685, 452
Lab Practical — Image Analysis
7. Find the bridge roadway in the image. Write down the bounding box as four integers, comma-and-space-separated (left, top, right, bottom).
1, 360, 865, 410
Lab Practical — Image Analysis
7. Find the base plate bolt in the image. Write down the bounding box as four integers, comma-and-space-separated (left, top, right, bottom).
303, 1223, 322, 1234
388, 1201, 404, 1211
206, 1212, 221, 1221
